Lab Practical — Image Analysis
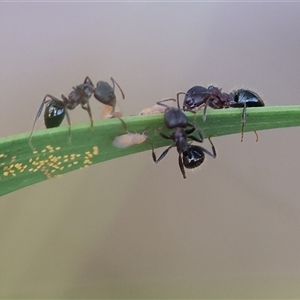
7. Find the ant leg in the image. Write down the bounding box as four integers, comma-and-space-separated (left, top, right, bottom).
240, 103, 247, 142
185, 125, 196, 135
83, 76, 94, 86
111, 77, 125, 99
151, 130, 173, 157
176, 92, 186, 109
113, 114, 127, 131
158, 132, 173, 140
81, 101, 94, 130
178, 155, 186, 179
185, 110, 199, 138
156, 98, 177, 108
151, 132, 174, 163
186, 122, 203, 140
112, 96, 124, 118
188, 135, 204, 144
61, 94, 73, 143
193, 137, 217, 159
65, 109, 72, 144
202, 101, 209, 121
241, 122, 245, 142
111, 111, 123, 118
101, 106, 126, 130
29, 94, 55, 149
152, 143, 174, 164
208, 137, 217, 158
192, 110, 197, 126
185, 127, 204, 143
241, 105, 259, 142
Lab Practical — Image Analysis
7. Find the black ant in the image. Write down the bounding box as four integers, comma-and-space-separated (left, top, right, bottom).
152, 97, 216, 179
182, 85, 265, 142
29, 78, 95, 147
29, 76, 124, 147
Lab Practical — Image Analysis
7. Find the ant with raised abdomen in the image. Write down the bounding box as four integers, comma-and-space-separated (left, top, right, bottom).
152, 96, 216, 179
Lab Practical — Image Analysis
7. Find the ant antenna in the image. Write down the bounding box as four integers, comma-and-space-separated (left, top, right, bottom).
111, 77, 125, 100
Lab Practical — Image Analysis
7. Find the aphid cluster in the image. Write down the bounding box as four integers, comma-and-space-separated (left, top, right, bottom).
0, 145, 99, 181
30, 79, 265, 179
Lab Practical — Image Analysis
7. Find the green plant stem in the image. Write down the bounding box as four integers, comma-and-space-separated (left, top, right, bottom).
1, 105, 300, 197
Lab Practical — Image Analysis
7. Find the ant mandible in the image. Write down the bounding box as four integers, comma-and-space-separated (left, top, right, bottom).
182, 85, 265, 142
152, 95, 216, 179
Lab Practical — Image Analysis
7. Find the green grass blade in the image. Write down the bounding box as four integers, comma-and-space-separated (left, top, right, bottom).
1, 105, 300, 197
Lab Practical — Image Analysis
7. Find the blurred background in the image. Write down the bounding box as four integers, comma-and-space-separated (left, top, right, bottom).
1, 2, 300, 298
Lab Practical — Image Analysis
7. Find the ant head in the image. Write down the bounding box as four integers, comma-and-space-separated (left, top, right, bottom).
164, 107, 188, 129
94, 81, 116, 106
182, 145, 205, 169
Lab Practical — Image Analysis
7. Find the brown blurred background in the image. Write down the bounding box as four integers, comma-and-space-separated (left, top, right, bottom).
1, 2, 300, 298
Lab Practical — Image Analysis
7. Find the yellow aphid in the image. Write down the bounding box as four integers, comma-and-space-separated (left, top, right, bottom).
92, 146, 99, 155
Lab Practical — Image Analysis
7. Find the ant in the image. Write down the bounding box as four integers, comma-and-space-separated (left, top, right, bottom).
182, 85, 265, 142
152, 97, 216, 179
29, 76, 124, 147
29, 79, 94, 147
